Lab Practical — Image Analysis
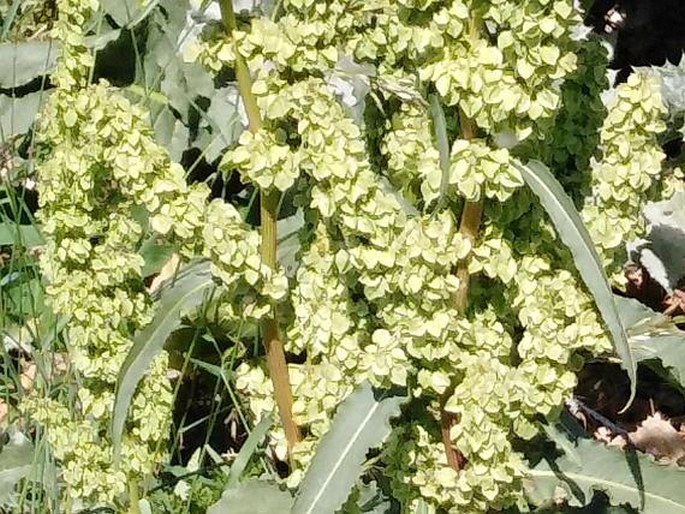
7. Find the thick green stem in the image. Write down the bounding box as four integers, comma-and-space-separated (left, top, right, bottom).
218, 0, 301, 456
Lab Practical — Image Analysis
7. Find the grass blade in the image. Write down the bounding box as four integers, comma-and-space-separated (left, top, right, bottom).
227, 414, 273, 487
429, 93, 450, 212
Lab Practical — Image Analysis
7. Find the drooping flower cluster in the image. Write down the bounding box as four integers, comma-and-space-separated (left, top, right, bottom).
30, 0, 682, 512
189, 0, 626, 511
24, 0, 298, 506
21, 0, 211, 505
582, 72, 672, 282
20, 0, 211, 506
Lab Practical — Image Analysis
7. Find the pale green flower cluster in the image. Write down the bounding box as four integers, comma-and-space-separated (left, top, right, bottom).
582, 72, 669, 282
202, 199, 289, 320
186, 0, 671, 513
27, 1, 300, 504
381, 105, 522, 206
530, 38, 610, 188
222, 129, 302, 191
381, 103, 443, 205
380, 224, 612, 512
24, 0, 207, 505
448, 140, 521, 202
512, 256, 612, 416
420, 0, 580, 140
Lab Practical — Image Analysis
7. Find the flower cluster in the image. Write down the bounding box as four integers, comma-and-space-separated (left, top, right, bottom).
582, 72, 670, 282
419, 0, 581, 140
26, 0, 299, 505
23, 0, 206, 504
24, 0, 677, 512
190, 0, 636, 511
202, 199, 289, 320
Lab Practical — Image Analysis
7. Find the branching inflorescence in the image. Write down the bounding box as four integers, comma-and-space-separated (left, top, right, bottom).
27, 0, 685, 511
24, 0, 286, 507
191, 0, 643, 511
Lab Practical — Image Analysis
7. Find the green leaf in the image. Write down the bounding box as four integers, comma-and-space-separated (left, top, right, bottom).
99, 0, 161, 27
84, 27, 123, 50
429, 93, 450, 212
208, 480, 293, 514
227, 414, 273, 487
291, 381, 407, 514
0, 41, 57, 88
0, 31, 120, 88
0, 222, 43, 247
277, 209, 304, 278
205, 86, 242, 147
138, 237, 175, 278
615, 295, 685, 388
514, 159, 634, 409
151, 107, 189, 162
0, 430, 34, 504
0, 92, 49, 139
627, 192, 685, 292
527, 416, 685, 513
111, 260, 216, 462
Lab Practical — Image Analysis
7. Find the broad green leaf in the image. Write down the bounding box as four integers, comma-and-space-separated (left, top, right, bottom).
206, 86, 242, 147
0, 431, 34, 504
514, 159, 634, 409
84, 28, 124, 52
429, 93, 449, 212
0, 92, 49, 139
112, 260, 216, 461
277, 209, 304, 277
615, 295, 685, 388
227, 414, 273, 487
0, 222, 43, 247
0, 41, 57, 88
528, 416, 685, 513
152, 107, 189, 162
208, 480, 293, 514
100, 0, 161, 27
291, 381, 407, 514
627, 192, 685, 292
0, 31, 119, 88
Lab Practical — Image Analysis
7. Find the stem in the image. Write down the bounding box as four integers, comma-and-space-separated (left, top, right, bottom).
127, 477, 140, 514
218, 0, 301, 456
442, 110, 482, 473
218, 0, 263, 133
260, 191, 301, 453
440, 404, 466, 471
453, 111, 482, 313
